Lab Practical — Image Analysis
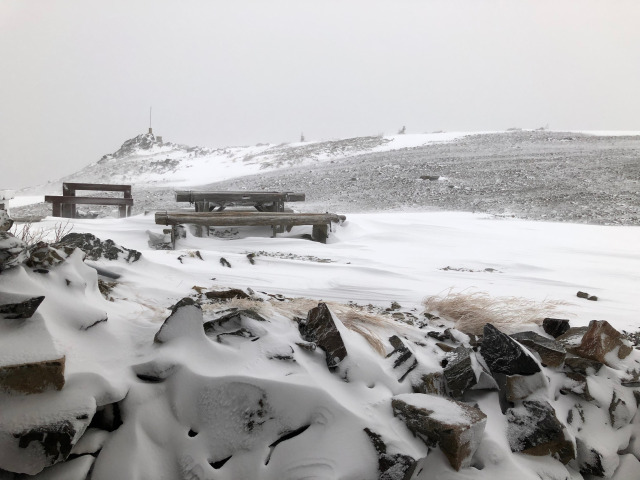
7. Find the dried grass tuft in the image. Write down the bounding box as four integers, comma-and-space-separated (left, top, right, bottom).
423, 290, 570, 335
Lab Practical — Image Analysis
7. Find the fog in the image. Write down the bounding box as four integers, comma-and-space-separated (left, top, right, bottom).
1, 0, 639, 189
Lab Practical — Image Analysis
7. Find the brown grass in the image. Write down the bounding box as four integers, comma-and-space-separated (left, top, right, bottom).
423, 290, 570, 335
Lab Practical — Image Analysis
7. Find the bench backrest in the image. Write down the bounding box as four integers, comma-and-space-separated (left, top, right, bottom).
63, 183, 132, 198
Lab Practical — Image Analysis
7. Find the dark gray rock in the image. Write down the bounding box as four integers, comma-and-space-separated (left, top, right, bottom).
25, 242, 75, 269
563, 356, 603, 375
58, 233, 141, 263
413, 371, 445, 395
442, 346, 477, 399
299, 302, 348, 370
386, 335, 418, 382
542, 318, 571, 338
511, 331, 566, 368
506, 400, 575, 464
576, 438, 609, 477
577, 291, 590, 299
481, 324, 541, 376
364, 428, 416, 480
0, 295, 44, 319
204, 289, 249, 300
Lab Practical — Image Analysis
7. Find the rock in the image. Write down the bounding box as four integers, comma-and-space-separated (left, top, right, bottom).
576, 438, 619, 478
391, 393, 487, 471
413, 372, 446, 395
442, 347, 477, 399
364, 428, 416, 480
559, 372, 594, 401
154, 304, 204, 343
0, 232, 27, 272
556, 327, 589, 350
146, 230, 172, 250
588, 295, 598, 301
511, 331, 566, 367
169, 296, 197, 314
0, 210, 13, 232
563, 356, 604, 375
609, 390, 634, 429
494, 371, 547, 413
577, 291, 590, 299
420, 175, 440, 181
0, 357, 66, 394
204, 289, 249, 300
542, 317, 571, 338
570, 320, 633, 367
299, 302, 348, 370
25, 242, 75, 269
506, 400, 575, 464
386, 335, 418, 382
0, 294, 45, 319
58, 233, 141, 263
203, 309, 267, 344
481, 324, 540, 376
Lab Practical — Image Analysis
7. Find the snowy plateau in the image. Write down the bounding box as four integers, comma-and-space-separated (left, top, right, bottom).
1, 130, 640, 480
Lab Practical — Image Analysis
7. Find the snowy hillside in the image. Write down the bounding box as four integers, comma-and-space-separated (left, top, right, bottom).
32, 132, 470, 191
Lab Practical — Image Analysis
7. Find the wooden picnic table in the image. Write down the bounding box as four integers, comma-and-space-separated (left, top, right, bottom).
155, 210, 346, 245
174, 190, 305, 212
45, 183, 133, 218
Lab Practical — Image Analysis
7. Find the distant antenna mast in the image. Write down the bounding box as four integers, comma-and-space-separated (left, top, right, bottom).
149, 107, 153, 134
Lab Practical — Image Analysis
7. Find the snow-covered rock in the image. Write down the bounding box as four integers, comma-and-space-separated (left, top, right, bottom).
0, 232, 27, 272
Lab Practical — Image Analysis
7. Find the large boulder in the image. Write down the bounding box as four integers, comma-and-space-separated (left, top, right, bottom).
58, 233, 141, 263
481, 324, 541, 376
511, 331, 566, 368
0, 232, 27, 272
564, 320, 633, 367
506, 400, 575, 464
542, 318, 571, 338
442, 347, 478, 399
299, 302, 348, 370
391, 393, 487, 471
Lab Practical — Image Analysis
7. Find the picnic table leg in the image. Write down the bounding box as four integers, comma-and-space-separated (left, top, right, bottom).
311, 224, 329, 243
62, 204, 74, 218
119, 205, 127, 218
52, 201, 61, 217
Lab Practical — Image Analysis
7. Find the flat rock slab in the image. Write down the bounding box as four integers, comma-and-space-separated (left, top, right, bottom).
392, 393, 487, 471
511, 331, 566, 368
0, 293, 45, 319
0, 315, 65, 394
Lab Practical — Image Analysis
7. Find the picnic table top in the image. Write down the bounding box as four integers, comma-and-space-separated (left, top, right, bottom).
174, 190, 305, 203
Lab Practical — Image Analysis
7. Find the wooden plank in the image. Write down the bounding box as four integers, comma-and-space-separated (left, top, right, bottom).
174, 191, 305, 204
63, 183, 132, 198
155, 211, 345, 227
44, 196, 134, 206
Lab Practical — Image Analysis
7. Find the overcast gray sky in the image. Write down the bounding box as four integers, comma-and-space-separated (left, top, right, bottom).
2, 0, 639, 189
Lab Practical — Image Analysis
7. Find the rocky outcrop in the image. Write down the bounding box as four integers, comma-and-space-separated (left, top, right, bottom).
58, 233, 141, 263
299, 302, 348, 370
506, 400, 575, 464
391, 393, 487, 471
0, 232, 27, 272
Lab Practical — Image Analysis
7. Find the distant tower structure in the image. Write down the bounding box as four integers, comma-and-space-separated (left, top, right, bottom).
300, 132, 305, 142
149, 107, 153, 134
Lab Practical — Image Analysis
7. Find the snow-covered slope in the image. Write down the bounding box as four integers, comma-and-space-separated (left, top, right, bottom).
50, 132, 471, 189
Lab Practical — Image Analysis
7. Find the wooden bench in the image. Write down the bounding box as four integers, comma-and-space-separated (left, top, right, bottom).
155, 211, 346, 247
45, 183, 133, 218
174, 190, 305, 213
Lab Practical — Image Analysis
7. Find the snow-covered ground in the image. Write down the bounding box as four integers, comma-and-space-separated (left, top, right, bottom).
2, 131, 639, 479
